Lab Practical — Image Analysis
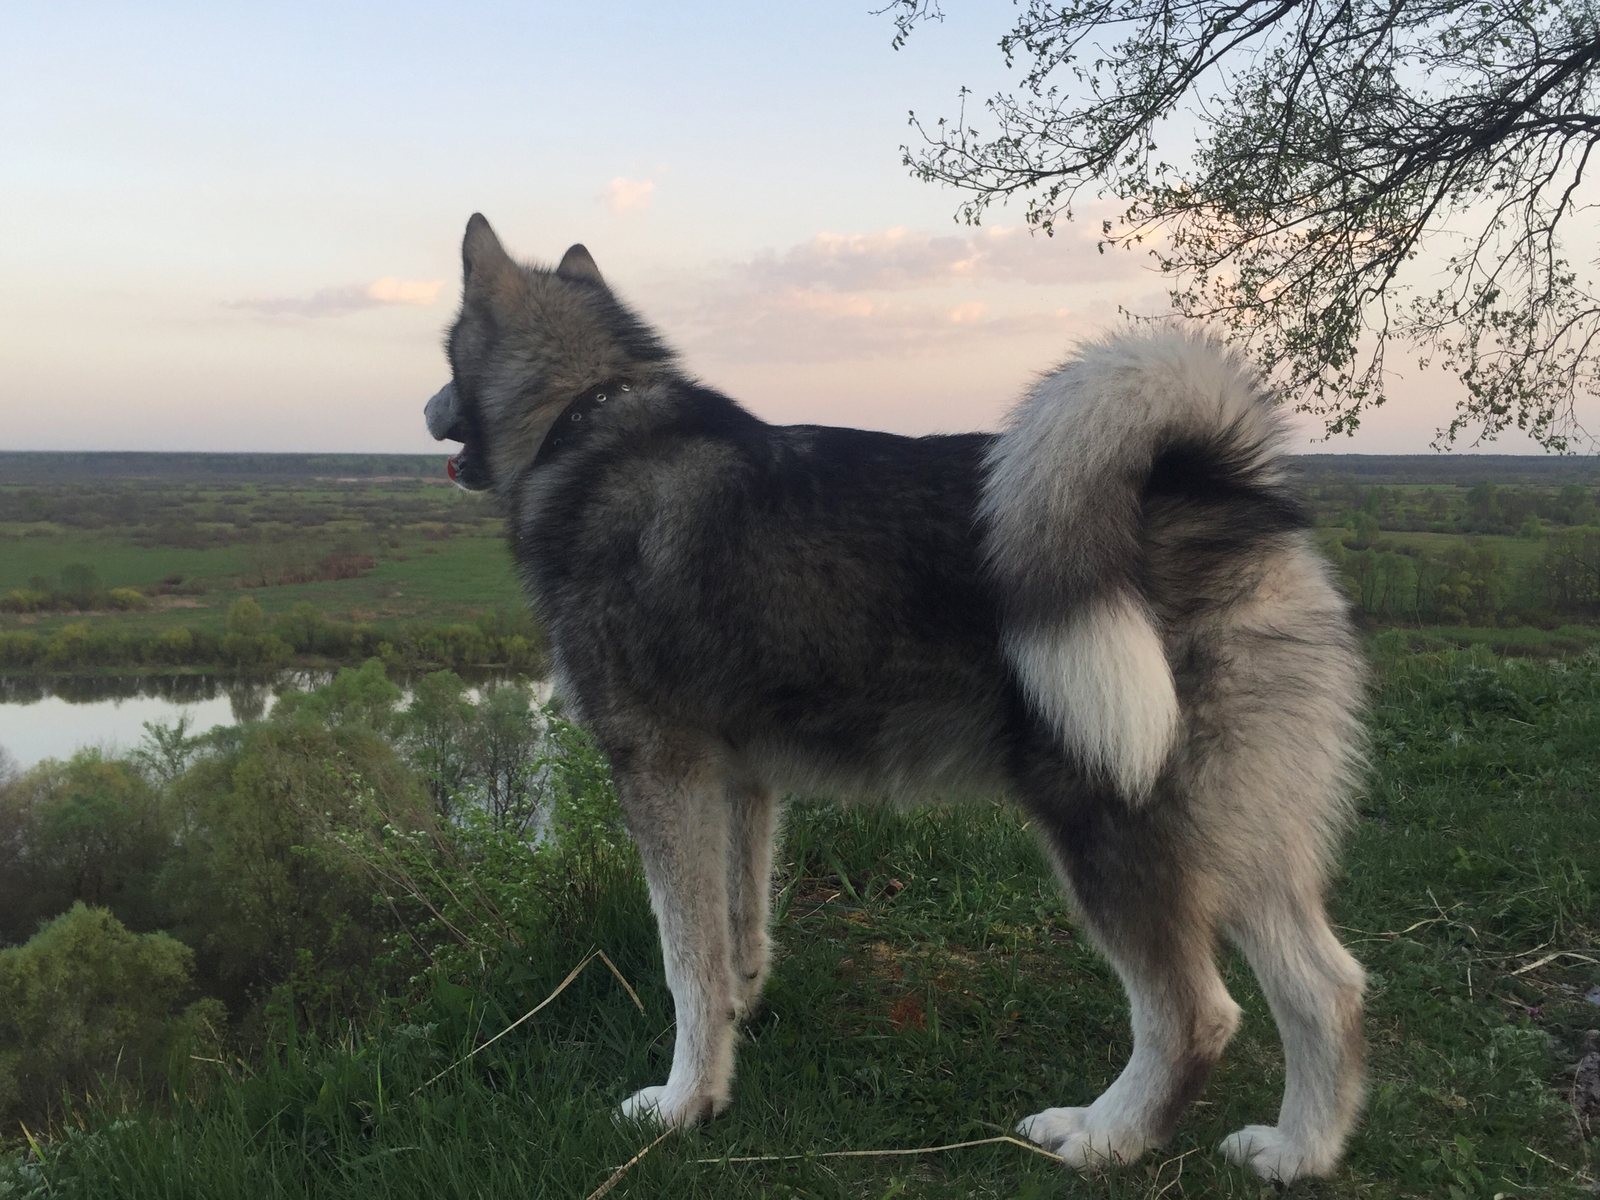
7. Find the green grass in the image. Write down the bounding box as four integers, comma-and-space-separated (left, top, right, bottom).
4, 649, 1597, 1197
0, 533, 255, 592
1372, 625, 1600, 657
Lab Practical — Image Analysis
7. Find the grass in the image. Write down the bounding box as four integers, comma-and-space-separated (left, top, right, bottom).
4, 648, 1597, 1198
1372, 625, 1600, 657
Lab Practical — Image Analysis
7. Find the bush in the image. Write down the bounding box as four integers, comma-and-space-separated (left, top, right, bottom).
43, 623, 92, 667
0, 631, 39, 667
0, 589, 48, 614
276, 601, 324, 653
225, 595, 265, 639
0, 904, 216, 1132
272, 658, 400, 731
154, 627, 195, 664
394, 670, 473, 817
106, 587, 148, 611
57, 563, 102, 610
338, 709, 635, 993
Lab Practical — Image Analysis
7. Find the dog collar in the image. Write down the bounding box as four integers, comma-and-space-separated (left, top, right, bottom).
534, 379, 631, 466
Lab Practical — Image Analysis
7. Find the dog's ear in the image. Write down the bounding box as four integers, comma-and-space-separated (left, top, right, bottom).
462, 214, 512, 286
556, 244, 604, 285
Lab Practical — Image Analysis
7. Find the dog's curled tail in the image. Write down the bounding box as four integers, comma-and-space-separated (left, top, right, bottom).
981, 329, 1307, 802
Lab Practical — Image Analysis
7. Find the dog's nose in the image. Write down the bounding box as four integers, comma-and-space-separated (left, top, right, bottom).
425, 381, 462, 440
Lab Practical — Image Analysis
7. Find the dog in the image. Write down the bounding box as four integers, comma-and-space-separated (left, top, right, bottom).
423, 214, 1368, 1181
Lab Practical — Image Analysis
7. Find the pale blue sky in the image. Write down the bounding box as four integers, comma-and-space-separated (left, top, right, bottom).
0, 1, 1558, 454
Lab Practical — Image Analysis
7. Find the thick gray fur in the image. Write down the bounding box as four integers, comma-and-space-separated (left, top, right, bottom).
426, 214, 1369, 1181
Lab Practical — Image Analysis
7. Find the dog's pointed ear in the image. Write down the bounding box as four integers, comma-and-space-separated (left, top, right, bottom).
556, 244, 604, 285
463, 214, 511, 286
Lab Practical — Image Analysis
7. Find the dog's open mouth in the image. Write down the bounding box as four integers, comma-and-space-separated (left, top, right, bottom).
425, 381, 492, 491
444, 444, 491, 491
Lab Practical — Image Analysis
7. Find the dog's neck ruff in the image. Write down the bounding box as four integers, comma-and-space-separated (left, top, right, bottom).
534, 380, 632, 466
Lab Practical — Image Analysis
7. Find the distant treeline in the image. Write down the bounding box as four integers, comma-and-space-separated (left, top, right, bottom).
0, 452, 445, 483
8, 450, 1600, 486
1294, 453, 1600, 486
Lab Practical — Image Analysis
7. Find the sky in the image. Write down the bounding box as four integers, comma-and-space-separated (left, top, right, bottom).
0, 0, 1577, 455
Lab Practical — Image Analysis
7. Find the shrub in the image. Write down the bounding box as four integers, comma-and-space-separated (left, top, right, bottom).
225, 595, 265, 639
57, 563, 102, 610
395, 671, 473, 817
276, 600, 324, 653
0, 631, 39, 668
272, 658, 400, 732
154, 627, 194, 664
339, 709, 635, 992
0, 904, 214, 1131
0, 589, 48, 614
0, 751, 171, 946
43, 623, 92, 667
106, 587, 148, 611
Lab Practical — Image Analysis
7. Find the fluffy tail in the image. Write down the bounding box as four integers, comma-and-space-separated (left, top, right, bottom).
981, 329, 1308, 801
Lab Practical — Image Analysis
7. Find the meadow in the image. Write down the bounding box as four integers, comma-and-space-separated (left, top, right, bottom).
6, 452, 1600, 674
0, 458, 535, 673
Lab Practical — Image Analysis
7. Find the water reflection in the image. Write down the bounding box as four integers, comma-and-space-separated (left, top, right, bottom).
0, 668, 537, 770
0, 671, 335, 723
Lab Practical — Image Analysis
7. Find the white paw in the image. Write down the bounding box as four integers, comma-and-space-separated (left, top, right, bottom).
1016, 1107, 1152, 1170
615, 1085, 719, 1130
1219, 1125, 1328, 1181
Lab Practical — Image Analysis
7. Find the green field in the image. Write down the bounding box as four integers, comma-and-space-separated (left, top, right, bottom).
0, 475, 529, 667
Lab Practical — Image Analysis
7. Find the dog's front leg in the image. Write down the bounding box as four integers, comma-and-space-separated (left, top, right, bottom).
616, 758, 738, 1129
727, 782, 780, 1018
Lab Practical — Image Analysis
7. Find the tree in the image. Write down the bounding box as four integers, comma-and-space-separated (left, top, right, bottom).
467, 683, 544, 834
272, 657, 401, 732
0, 752, 172, 945
161, 719, 428, 1021
888, 0, 1600, 448
395, 671, 474, 819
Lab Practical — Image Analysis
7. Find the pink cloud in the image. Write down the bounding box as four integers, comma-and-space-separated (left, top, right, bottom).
227, 277, 444, 318
730, 222, 1153, 292
603, 177, 655, 214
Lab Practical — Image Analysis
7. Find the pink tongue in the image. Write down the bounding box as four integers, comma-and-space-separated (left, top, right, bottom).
446, 454, 460, 481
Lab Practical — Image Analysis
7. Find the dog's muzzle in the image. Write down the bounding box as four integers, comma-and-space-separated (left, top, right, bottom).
423, 381, 491, 490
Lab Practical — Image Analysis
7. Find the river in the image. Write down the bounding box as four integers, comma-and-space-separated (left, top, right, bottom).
0, 671, 543, 771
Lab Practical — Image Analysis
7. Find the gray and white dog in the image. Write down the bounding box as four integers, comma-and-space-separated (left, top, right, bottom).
424, 214, 1368, 1181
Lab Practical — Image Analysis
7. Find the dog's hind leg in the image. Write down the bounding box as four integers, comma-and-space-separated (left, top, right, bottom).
726, 782, 781, 1018
1174, 575, 1366, 1179
1219, 888, 1365, 1180
1017, 782, 1242, 1170
613, 746, 740, 1129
